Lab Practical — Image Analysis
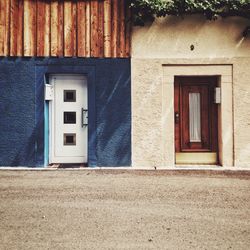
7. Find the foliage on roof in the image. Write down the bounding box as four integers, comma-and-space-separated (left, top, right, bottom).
128, 0, 250, 25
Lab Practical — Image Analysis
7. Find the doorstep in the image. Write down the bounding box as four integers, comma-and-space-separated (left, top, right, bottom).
0, 166, 250, 171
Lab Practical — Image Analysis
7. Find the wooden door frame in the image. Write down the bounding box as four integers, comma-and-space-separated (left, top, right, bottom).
162, 65, 233, 167
174, 76, 219, 163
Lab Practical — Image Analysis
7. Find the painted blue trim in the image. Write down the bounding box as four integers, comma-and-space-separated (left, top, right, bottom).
35, 65, 48, 167
44, 101, 49, 166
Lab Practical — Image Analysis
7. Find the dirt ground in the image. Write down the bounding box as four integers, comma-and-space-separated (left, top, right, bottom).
0, 170, 249, 250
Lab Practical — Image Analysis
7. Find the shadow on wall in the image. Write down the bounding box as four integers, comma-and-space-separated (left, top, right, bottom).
96, 66, 131, 166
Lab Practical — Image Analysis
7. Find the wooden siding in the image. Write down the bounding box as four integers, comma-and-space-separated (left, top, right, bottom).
0, 0, 131, 57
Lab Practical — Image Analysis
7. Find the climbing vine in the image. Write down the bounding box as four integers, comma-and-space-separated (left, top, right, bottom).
128, 0, 250, 25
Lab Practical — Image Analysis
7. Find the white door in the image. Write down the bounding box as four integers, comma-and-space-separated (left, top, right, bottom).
50, 75, 88, 164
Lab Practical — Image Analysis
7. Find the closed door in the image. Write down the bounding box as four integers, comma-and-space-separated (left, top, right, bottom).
50, 75, 88, 164
174, 77, 218, 164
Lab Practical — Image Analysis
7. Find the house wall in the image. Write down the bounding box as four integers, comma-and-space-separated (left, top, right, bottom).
131, 15, 250, 168
0, 58, 131, 167
0, 0, 130, 58
0, 0, 132, 167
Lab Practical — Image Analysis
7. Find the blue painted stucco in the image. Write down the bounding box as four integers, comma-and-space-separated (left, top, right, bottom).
0, 57, 131, 167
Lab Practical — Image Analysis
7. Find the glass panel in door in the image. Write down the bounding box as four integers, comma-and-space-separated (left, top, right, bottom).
189, 93, 201, 142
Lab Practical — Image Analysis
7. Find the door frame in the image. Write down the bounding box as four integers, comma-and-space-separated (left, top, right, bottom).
162, 65, 233, 167
41, 65, 97, 167
174, 76, 219, 164
49, 74, 88, 164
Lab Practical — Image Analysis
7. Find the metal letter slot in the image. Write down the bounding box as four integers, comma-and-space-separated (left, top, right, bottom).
81, 108, 88, 127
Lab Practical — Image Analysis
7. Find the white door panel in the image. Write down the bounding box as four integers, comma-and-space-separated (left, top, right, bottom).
50, 75, 88, 164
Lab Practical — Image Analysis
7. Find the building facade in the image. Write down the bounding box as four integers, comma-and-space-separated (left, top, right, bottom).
0, 0, 131, 167
132, 15, 250, 168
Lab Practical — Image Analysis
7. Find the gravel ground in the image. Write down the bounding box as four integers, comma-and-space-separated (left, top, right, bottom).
0, 170, 249, 250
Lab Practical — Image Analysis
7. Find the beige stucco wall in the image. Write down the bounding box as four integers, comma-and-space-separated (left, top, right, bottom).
131, 15, 250, 168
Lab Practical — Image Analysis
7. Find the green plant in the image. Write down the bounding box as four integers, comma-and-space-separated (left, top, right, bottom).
128, 0, 250, 25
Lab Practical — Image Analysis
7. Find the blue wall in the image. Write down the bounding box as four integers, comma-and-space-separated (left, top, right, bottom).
0, 58, 131, 167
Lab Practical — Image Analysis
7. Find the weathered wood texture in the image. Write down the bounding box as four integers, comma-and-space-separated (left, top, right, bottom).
0, 0, 131, 57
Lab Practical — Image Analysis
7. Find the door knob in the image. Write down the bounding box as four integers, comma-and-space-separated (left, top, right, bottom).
175, 112, 179, 124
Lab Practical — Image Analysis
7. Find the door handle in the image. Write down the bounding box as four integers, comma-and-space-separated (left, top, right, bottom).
175, 112, 179, 124
81, 108, 88, 127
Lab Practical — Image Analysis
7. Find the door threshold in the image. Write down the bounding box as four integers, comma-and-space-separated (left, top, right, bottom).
175, 152, 218, 165
49, 163, 88, 169
175, 164, 222, 169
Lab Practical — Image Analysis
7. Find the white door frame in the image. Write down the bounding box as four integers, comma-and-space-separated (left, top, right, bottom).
48, 74, 88, 164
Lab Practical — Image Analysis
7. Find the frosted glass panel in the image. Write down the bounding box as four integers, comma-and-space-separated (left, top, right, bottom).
189, 93, 201, 142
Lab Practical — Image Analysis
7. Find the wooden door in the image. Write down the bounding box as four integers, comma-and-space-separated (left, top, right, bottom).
174, 77, 218, 164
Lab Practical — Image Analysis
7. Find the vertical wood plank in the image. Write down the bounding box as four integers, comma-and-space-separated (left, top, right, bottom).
103, 0, 111, 57
72, 0, 76, 57
125, 2, 131, 58
10, 0, 18, 56
64, 1, 72, 56
0, 0, 6, 55
16, 0, 23, 56
77, 1, 86, 57
98, 0, 104, 57
4, 0, 10, 56
72, 0, 77, 56
64, 0, 76, 57
90, 0, 99, 57
51, 1, 64, 57
119, 0, 125, 57
24, 0, 36, 56
50, 1, 58, 56
37, 1, 45, 56
44, 1, 50, 56
85, 0, 91, 57
37, 0, 50, 56
58, 1, 64, 56
111, 0, 118, 57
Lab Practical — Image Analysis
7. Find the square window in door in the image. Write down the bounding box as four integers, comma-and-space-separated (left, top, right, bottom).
64, 90, 76, 102
64, 133, 76, 145
64, 112, 76, 124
